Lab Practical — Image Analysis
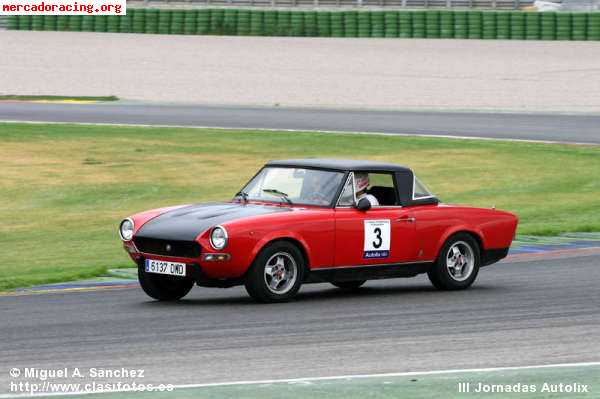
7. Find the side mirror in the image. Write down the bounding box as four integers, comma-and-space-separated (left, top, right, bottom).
356, 197, 372, 212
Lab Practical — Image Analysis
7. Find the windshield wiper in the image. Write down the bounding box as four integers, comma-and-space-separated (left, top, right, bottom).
234, 191, 249, 203
262, 189, 292, 204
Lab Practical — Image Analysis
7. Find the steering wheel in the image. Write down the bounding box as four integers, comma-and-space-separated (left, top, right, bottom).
308, 192, 330, 204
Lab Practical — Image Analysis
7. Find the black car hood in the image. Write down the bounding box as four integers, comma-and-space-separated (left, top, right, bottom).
135, 202, 292, 241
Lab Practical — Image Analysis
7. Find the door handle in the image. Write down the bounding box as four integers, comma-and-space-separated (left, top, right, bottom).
396, 217, 415, 223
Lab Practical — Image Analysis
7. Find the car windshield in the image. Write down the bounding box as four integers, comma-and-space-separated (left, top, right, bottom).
239, 167, 345, 206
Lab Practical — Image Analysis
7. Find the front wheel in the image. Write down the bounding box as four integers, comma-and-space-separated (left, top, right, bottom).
245, 241, 305, 303
428, 233, 480, 290
138, 266, 194, 301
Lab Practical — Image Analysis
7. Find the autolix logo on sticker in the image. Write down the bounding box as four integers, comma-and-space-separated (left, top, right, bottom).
364, 220, 391, 259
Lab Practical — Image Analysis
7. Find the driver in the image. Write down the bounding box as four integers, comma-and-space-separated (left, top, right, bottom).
355, 173, 379, 206
303, 173, 331, 205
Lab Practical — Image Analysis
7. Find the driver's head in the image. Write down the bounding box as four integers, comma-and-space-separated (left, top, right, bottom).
302, 172, 323, 198
305, 171, 321, 190
355, 173, 370, 194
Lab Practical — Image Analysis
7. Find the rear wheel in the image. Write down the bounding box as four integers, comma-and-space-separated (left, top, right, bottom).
138, 265, 194, 301
331, 280, 366, 290
245, 241, 305, 303
428, 233, 480, 290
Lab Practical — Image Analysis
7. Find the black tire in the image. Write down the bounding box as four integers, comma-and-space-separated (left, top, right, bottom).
428, 233, 480, 290
245, 241, 306, 303
138, 265, 194, 301
331, 280, 366, 290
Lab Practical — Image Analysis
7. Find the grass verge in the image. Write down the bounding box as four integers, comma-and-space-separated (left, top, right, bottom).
0, 95, 118, 102
19, 364, 600, 399
1, 122, 599, 291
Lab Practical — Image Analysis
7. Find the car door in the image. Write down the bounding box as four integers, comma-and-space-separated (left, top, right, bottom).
333, 172, 418, 267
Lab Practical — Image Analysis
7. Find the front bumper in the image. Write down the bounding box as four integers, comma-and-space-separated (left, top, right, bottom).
135, 257, 244, 288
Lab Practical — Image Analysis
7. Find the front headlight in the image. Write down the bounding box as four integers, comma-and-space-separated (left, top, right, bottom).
119, 218, 134, 241
210, 226, 228, 250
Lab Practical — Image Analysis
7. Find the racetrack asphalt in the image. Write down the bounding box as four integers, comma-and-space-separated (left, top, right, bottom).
1, 254, 599, 393
1, 102, 600, 144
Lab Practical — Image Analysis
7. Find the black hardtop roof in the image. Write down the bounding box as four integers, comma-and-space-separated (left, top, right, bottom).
266, 159, 412, 173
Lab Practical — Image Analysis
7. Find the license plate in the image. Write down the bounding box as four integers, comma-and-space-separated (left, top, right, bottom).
145, 259, 186, 277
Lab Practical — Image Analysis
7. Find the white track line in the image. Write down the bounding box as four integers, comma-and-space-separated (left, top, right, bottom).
0, 119, 598, 146
1, 361, 599, 398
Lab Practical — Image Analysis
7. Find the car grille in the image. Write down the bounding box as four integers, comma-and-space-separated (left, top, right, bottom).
133, 237, 201, 258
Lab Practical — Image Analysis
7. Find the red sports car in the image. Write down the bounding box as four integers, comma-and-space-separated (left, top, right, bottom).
119, 159, 518, 303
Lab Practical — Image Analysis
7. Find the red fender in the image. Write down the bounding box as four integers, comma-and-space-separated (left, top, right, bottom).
250, 230, 313, 269
434, 225, 486, 261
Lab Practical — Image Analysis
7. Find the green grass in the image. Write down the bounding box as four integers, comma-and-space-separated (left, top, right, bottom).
1, 122, 599, 291
0, 95, 118, 102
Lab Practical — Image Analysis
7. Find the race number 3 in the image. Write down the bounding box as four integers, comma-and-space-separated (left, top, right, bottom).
364, 220, 391, 259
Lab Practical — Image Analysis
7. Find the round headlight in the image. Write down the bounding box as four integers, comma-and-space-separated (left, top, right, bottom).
210, 226, 228, 250
119, 218, 134, 241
